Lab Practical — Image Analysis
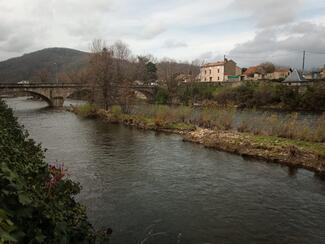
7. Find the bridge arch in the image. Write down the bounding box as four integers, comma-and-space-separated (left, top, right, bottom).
66, 87, 93, 100
130, 86, 157, 101
0, 90, 54, 107
23, 91, 54, 106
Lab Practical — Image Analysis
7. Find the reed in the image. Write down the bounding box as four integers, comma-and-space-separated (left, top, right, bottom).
94, 104, 324, 143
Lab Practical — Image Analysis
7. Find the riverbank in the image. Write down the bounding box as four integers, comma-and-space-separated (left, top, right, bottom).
72, 104, 325, 175
0, 100, 110, 243
184, 128, 325, 174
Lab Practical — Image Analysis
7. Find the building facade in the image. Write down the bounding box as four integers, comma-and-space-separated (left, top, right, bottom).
266, 68, 290, 80
200, 59, 237, 82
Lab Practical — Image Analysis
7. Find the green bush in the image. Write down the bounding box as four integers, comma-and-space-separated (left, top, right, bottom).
0, 100, 95, 243
177, 83, 221, 105
154, 88, 169, 104
214, 82, 325, 111
76, 103, 97, 118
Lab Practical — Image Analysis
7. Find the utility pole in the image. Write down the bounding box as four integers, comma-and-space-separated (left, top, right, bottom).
302, 50, 306, 74
223, 55, 226, 82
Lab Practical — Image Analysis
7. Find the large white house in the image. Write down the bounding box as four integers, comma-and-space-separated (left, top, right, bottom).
200, 59, 239, 82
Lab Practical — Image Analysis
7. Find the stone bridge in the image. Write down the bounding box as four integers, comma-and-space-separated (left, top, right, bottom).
0, 83, 157, 107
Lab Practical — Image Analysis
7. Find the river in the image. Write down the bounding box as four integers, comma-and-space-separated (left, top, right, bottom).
5, 97, 325, 244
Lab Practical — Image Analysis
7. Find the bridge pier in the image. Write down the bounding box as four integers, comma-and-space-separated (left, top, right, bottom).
50, 97, 65, 108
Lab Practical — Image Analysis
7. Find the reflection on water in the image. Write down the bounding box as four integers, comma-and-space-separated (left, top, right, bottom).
5, 97, 325, 244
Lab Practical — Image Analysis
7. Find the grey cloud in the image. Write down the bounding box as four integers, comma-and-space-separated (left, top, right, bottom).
0, 23, 12, 41
1, 35, 35, 53
197, 52, 224, 63
232, 0, 304, 28
163, 39, 188, 48
229, 22, 325, 69
140, 22, 166, 39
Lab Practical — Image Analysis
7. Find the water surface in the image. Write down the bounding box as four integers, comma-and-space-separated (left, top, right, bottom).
6, 97, 325, 244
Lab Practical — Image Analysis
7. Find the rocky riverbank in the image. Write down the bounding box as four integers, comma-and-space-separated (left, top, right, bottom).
72, 106, 325, 175
183, 128, 325, 175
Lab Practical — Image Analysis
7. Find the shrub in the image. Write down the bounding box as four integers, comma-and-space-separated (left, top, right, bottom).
214, 82, 325, 111
76, 103, 97, 118
0, 100, 95, 243
154, 88, 169, 104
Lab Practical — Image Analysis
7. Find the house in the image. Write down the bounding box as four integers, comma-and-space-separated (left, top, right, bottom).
243, 67, 290, 81
272, 68, 291, 80
320, 66, 325, 79
235, 66, 242, 76
304, 71, 320, 80
282, 69, 308, 86
264, 68, 290, 80
243, 66, 258, 80
200, 59, 238, 82
243, 66, 266, 80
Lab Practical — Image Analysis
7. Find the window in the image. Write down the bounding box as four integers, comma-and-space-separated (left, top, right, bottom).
217, 69, 220, 73
205, 70, 207, 75
217, 77, 220, 81
210, 77, 212, 82
209, 69, 211, 75
204, 78, 206, 81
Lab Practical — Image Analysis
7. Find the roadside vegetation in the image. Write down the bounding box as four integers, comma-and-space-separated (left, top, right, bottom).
0, 100, 107, 243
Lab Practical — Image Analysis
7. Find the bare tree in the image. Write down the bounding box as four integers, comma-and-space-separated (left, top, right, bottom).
88, 39, 115, 109
257, 62, 275, 74
35, 68, 49, 83
87, 39, 135, 110
111, 40, 131, 61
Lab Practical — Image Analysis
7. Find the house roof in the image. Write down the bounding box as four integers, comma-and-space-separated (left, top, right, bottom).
201, 59, 236, 68
283, 69, 306, 83
243, 66, 258, 76
202, 61, 225, 68
274, 68, 290, 73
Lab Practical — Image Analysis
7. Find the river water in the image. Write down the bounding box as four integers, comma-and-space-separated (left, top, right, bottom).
5, 97, 325, 244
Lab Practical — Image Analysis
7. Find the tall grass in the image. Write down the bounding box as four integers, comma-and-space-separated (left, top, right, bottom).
98, 104, 324, 143
128, 105, 325, 142
238, 112, 325, 143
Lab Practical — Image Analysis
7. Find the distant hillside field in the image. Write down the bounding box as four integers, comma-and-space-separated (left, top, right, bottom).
0, 48, 89, 83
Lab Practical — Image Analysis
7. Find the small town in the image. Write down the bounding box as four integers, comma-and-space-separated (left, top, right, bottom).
198, 58, 325, 84
0, 0, 324, 244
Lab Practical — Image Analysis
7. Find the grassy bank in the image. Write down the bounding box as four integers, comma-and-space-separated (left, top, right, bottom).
0, 100, 108, 243
184, 129, 325, 174
98, 104, 325, 143
74, 103, 325, 173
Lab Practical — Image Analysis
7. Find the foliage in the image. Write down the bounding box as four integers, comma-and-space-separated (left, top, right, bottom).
215, 82, 325, 111
154, 88, 169, 104
0, 100, 96, 243
145, 62, 158, 83
256, 62, 275, 74
75, 103, 97, 118
110, 105, 123, 119
177, 83, 219, 105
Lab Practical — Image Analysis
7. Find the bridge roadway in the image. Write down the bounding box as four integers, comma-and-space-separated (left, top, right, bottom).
0, 83, 156, 107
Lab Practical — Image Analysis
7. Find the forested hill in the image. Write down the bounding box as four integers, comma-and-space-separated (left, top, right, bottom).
0, 48, 89, 83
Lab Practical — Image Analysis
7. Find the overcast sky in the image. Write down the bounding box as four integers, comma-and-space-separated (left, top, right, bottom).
1, 0, 325, 69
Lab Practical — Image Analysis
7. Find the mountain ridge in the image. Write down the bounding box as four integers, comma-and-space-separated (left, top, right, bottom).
0, 47, 89, 83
